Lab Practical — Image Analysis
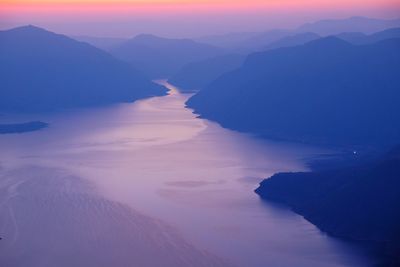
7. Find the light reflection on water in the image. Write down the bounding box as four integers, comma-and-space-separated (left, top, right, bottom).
0, 81, 377, 267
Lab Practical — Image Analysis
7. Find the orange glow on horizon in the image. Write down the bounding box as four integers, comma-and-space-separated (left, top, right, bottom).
1, 0, 399, 32
1, 0, 399, 40
2, 0, 400, 10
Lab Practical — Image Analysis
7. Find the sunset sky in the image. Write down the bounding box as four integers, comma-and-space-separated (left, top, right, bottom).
1, 0, 399, 37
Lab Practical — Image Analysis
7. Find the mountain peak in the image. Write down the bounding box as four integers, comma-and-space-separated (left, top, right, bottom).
0, 25, 61, 40
0, 25, 165, 112
7, 25, 48, 33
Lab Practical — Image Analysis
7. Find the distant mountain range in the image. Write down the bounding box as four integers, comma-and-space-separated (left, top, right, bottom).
233, 29, 294, 53
195, 32, 261, 50
337, 27, 400, 44
170, 32, 321, 91
71, 17, 400, 56
196, 17, 400, 52
297, 16, 400, 36
186, 36, 400, 147
263, 32, 321, 50
72, 35, 128, 50
109, 34, 224, 78
172, 26, 400, 92
168, 54, 245, 91
68, 17, 400, 89
0, 26, 166, 112
255, 146, 400, 265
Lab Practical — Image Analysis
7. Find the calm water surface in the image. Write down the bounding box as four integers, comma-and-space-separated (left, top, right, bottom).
0, 82, 377, 266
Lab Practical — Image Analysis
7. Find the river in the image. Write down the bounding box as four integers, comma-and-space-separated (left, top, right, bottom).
0, 81, 377, 266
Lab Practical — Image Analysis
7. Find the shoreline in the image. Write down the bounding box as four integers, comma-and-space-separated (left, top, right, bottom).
254, 147, 400, 266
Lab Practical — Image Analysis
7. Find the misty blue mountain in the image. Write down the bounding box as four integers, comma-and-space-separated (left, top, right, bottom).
196, 17, 400, 52
296, 16, 400, 35
170, 32, 323, 91
336, 27, 400, 44
195, 32, 262, 49
168, 54, 245, 91
262, 32, 320, 50
186, 37, 400, 146
0, 25, 166, 112
72, 35, 128, 50
233, 29, 294, 52
110, 34, 223, 78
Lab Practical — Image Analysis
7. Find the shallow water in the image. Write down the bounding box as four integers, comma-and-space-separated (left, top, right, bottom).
0, 81, 378, 266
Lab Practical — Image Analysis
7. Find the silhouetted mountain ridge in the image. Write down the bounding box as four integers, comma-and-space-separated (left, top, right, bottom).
337, 27, 400, 44
263, 32, 320, 50
72, 35, 128, 50
195, 17, 400, 51
297, 16, 400, 35
169, 32, 323, 91
0, 25, 166, 112
168, 54, 246, 91
187, 36, 400, 146
255, 146, 400, 264
110, 34, 223, 78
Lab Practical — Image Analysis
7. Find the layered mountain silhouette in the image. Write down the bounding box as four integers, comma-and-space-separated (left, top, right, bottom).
255, 146, 400, 264
170, 32, 322, 91
173, 27, 400, 91
234, 29, 293, 52
297, 16, 400, 36
110, 34, 223, 78
197, 29, 313, 52
72, 35, 128, 50
168, 54, 245, 91
195, 32, 261, 49
263, 32, 320, 50
0, 25, 166, 112
187, 37, 400, 146
337, 27, 400, 44
196, 17, 400, 51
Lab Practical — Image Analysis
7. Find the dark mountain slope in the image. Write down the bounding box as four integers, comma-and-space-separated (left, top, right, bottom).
0, 26, 166, 112
169, 33, 321, 91
168, 54, 245, 91
255, 146, 400, 264
187, 37, 400, 146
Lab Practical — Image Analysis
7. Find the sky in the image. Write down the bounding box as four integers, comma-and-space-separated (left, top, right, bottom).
1, 0, 399, 37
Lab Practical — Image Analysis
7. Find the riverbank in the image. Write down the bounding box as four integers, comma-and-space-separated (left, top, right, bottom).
255, 146, 400, 266
0, 83, 378, 267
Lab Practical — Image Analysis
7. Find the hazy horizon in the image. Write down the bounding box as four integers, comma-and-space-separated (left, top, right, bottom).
1, 0, 400, 38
